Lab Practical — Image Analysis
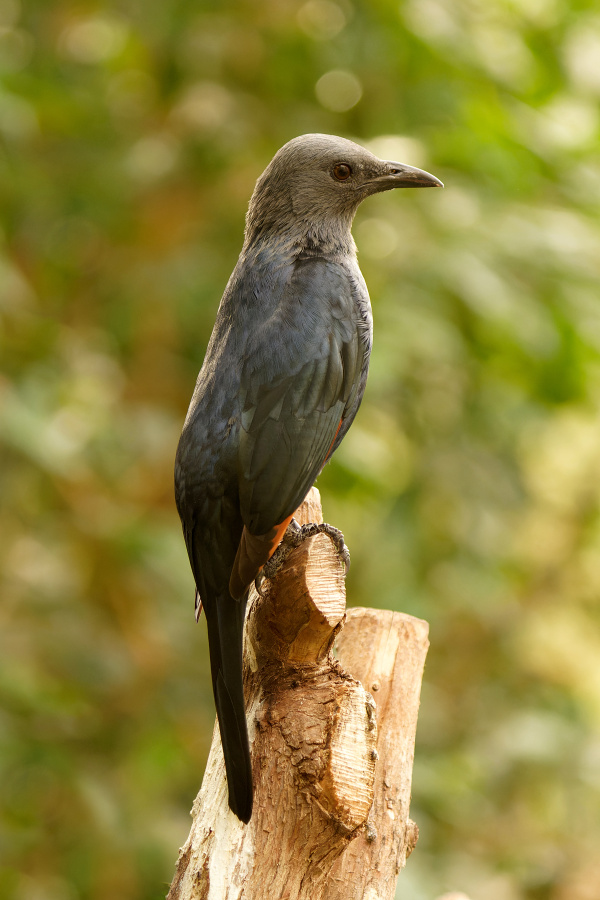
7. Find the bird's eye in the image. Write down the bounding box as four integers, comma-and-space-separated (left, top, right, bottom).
332, 163, 352, 181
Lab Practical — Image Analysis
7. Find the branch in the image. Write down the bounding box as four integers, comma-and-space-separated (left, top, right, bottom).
168, 488, 429, 900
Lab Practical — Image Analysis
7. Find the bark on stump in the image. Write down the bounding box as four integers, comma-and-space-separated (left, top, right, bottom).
168, 487, 429, 900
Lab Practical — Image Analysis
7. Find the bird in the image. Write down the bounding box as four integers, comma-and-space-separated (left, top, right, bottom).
174, 133, 442, 823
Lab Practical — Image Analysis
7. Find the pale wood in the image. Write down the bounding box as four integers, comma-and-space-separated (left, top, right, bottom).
168, 487, 429, 900
329, 608, 429, 899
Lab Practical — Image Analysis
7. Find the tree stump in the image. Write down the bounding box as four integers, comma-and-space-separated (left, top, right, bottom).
168, 487, 429, 900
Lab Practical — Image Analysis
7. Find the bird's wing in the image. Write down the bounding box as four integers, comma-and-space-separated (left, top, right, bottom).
236, 257, 364, 538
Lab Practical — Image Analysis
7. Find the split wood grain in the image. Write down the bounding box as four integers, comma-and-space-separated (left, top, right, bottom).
168, 487, 428, 900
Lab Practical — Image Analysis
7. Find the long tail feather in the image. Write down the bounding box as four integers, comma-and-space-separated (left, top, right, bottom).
205, 588, 253, 823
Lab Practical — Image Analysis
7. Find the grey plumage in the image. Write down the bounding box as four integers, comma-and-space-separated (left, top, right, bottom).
175, 133, 442, 822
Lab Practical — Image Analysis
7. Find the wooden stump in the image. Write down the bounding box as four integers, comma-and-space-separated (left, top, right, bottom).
168, 488, 429, 900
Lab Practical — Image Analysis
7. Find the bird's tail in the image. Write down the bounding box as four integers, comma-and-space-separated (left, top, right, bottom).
205, 588, 253, 823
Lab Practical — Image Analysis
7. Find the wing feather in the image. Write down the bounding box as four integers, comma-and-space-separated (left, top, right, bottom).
237, 257, 367, 537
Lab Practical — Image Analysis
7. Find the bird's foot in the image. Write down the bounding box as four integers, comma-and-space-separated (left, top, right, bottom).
254, 518, 350, 595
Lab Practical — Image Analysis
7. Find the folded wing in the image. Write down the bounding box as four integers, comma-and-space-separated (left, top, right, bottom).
230, 257, 365, 595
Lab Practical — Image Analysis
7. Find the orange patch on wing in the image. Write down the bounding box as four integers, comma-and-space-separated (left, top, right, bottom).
229, 419, 343, 600
323, 418, 343, 465
229, 514, 295, 600
266, 514, 294, 560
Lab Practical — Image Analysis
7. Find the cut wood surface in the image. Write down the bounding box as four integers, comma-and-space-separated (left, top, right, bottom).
168, 488, 429, 900
330, 607, 429, 899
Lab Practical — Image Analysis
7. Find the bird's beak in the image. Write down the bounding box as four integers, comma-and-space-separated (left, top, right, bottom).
369, 162, 444, 191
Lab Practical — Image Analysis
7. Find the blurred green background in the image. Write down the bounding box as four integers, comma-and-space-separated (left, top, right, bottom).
1, 0, 600, 898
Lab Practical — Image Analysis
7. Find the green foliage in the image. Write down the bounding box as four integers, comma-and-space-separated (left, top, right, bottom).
1, 0, 599, 897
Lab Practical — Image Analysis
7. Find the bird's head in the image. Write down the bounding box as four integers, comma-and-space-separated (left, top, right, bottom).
244, 133, 442, 252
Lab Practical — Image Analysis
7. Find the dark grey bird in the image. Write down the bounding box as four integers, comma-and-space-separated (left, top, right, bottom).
175, 133, 442, 822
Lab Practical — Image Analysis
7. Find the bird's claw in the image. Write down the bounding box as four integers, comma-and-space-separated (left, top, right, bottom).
256, 518, 350, 593
297, 521, 351, 574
